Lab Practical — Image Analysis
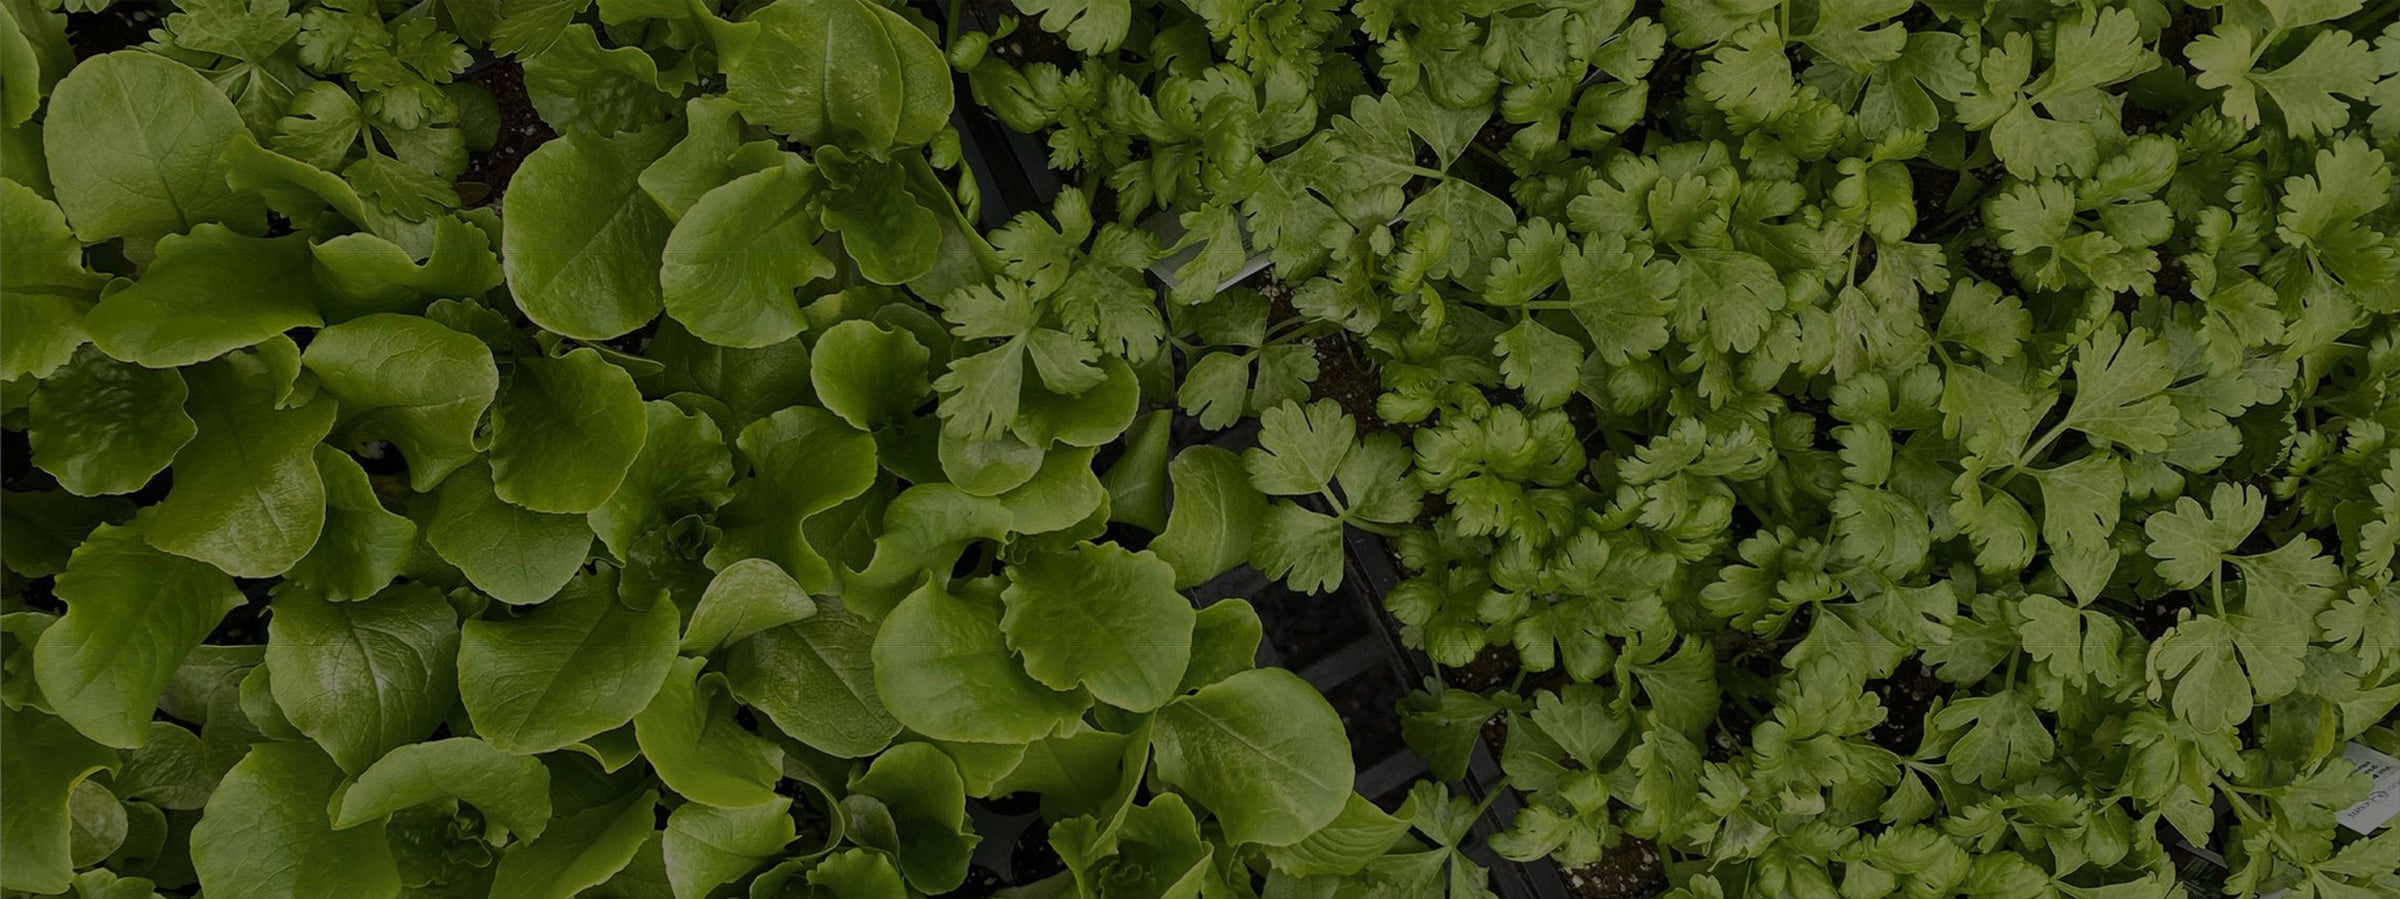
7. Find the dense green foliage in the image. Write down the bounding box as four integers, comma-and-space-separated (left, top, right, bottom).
949, 0, 2400, 895
2, 0, 2399, 898
2, 0, 1372, 896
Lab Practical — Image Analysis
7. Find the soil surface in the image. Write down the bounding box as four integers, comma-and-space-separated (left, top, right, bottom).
1007, 815, 1065, 885
960, 0, 1076, 69
65, 3, 158, 60
1450, 643, 1524, 693
1865, 658, 1946, 755
1564, 839, 1666, 899
1311, 332, 1390, 432
455, 60, 555, 207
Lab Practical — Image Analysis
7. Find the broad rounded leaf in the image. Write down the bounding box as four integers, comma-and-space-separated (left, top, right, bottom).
490, 347, 649, 513
995, 446, 1106, 535
27, 347, 194, 496
0, 706, 118, 894
302, 313, 499, 491
794, 849, 905, 899
330, 737, 552, 841
43, 51, 263, 245
725, 604, 898, 758
589, 401, 735, 560
937, 430, 1047, 497
112, 722, 213, 811
311, 216, 505, 318
84, 227, 325, 368
65, 778, 126, 868
489, 788, 658, 899
0, 490, 122, 579
143, 355, 337, 578
662, 798, 794, 899
633, 656, 785, 808
1000, 543, 1194, 712
521, 23, 677, 136
726, 0, 952, 151
707, 406, 878, 593
848, 742, 978, 893
459, 569, 681, 754
990, 725, 1137, 821
264, 584, 458, 774
1151, 446, 1266, 589
283, 447, 418, 601
426, 460, 593, 606
218, 132, 370, 229
1058, 794, 1210, 896
1015, 355, 1141, 447
643, 322, 816, 431
840, 484, 1012, 619
681, 558, 815, 653
34, 525, 243, 749
810, 319, 932, 431
0, 178, 104, 380
640, 96, 785, 221
189, 743, 400, 899
1152, 668, 1352, 846
661, 161, 831, 347
816, 149, 943, 285
1260, 793, 1410, 877
872, 580, 1087, 744
502, 124, 677, 339
1100, 409, 1171, 532
1181, 599, 1262, 693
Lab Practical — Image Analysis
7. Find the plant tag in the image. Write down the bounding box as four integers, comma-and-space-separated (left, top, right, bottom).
2335, 742, 2400, 835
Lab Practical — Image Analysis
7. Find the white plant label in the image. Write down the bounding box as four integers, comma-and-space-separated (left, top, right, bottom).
2335, 742, 2400, 835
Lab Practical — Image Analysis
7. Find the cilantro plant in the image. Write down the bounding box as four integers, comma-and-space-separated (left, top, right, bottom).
952, 0, 2400, 896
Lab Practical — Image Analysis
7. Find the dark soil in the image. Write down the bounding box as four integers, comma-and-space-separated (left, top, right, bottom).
204, 585, 273, 644
1235, 270, 1397, 436
1703, 633, 1786, 762
982, 791, 1041, 815
1483, 710, 1512, 761
2154, 251, 2191, 298
601, 318, 660, 356
1563, 839, 1666, 899
454, 60, 555, 207
8, 577, 63, 613
1449, 643, 1522, 692
1311, 332, 1389, 432
961, 0, 1077, 69
1, 427, 40, 492
1907, 164, 1963, 241
66, 3, 159, 60
2120, 595, 2192, 643
1007, 816, 1065, 885
946, 866, 1011, 897
1864, 658, 1945, 755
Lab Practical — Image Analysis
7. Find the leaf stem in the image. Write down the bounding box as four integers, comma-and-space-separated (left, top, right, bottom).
1993, 420, 2071, 486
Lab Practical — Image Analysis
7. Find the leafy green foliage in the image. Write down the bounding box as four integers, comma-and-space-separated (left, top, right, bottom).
9, 0, 2400, 896
1, 3, 1402, 894
952, 0, 2400, 894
